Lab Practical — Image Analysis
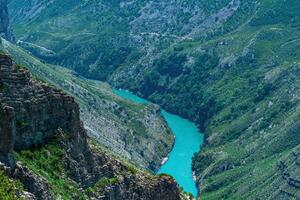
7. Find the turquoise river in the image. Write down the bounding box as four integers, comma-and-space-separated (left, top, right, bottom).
113, 89, 204, 197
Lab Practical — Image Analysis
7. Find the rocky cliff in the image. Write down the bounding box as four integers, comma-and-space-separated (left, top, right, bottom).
0, 53, 184, 200
0, 53, 88, 167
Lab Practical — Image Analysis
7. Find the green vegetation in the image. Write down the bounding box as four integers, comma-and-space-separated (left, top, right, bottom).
0, 49, 6, 55
0, 169, 24, 200
15, 64, 27, 70
13, 135, 159, 200
155, 53, 187, 77
14, 137, 84, 199
86, 177, 119, 197
14, 136, 120, 200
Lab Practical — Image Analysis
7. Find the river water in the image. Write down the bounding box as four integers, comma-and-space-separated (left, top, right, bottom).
113, 89, 204, 197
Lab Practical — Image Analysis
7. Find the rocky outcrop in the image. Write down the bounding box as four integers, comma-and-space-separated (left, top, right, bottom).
0, 161, 53, 200
0, 53, 85, 158
0, 52, 95, 197
86, 143, 184, 200
2, 59, 77, 149
102, 175, 182, 200
110, 175, 182, 200
13, 163, 53, 200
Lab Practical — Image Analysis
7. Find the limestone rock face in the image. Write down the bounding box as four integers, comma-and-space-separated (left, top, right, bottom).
0, 53, 83, 150
86, 143, 184, 200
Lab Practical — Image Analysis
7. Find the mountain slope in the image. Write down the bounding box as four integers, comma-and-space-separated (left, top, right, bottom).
8, 0, 300, 199
0, 52, 184, 200
8, 0, 238, 81
0, 38, 174, 172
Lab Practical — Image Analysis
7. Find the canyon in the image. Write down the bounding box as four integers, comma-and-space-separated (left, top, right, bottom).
1, 0, 300, 199
0, 52, 184, 199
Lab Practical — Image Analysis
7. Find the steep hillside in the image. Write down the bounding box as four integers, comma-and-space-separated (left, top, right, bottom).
8, 0, 300, 199
0, 38, 174, 172
8, 0, 237, 80
0, 52, 184, 200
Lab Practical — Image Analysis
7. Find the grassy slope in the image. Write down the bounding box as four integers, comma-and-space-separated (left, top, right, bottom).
14, 140, 84, 199
9, 0, 142, 80
185, 1, 300, 199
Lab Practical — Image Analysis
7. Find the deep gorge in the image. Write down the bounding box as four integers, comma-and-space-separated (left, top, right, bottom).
114, 89, 204, 197
2, 0, 300, 199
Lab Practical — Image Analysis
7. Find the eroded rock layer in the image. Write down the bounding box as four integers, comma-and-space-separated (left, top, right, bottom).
0, 54, 83, 151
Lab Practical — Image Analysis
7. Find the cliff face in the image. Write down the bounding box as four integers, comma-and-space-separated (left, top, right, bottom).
0, 53, 86, 165
0, 53, 183, 200
0, 52, 96, 197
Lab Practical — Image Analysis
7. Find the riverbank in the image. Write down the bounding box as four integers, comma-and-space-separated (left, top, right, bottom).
113, 89, 204, 197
